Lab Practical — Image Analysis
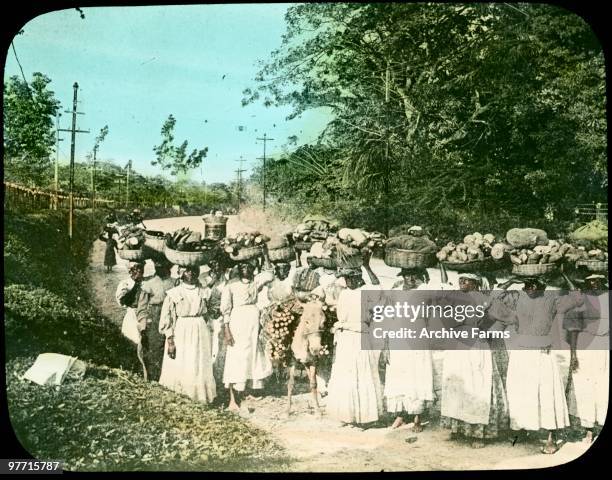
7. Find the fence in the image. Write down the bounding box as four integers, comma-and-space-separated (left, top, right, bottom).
4, 181, 116, 212
574, 203, 608, 222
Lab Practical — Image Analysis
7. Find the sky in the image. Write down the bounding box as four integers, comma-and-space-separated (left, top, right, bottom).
4, 4, 331, 184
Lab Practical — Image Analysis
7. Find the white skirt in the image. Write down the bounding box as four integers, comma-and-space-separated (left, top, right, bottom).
159, 316, 216, 403
223, 304, 272, 387
506, 349, 569, 431
568, 349, 609, 428
326, 330, 383, 424
384, 349, 434, 414
441, 347, 493, 425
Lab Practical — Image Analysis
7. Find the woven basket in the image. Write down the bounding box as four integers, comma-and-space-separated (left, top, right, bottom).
118, 248, 145, 261
164, 243, 215, 267
202, 215, 229, 226
268, 246, 293, 263
229, 245, 263, 262
144, 232, 166, 254
384, 248, 435, 269
512, 263, 557, 277
309, 256, 337, 269
576, 259, 608, 272
294, 241, 313, 251
442, 257, 509, 273
335, 251, 363, 269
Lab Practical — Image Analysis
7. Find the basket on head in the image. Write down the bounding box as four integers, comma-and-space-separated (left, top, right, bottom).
229, 245, 264, 262
575, 259, 608, 272
164, 242, 216, 267
268, 246, 294, 263
442, 257, 509, 273
511, 263, 557, 277
202, 215, 228, 240
334, 248, 363, 269
384, 248, 435, 269
118, 248, 145, 262
309, 256, 337, 269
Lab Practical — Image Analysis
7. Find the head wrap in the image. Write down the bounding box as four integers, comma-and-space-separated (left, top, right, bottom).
585, 274, 607, 281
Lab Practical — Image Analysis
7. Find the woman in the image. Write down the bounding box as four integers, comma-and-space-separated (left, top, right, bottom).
384, 267, 434, 431
221, 254, 275, 410
440, 272, 509, 448
326, 249, 384, 425
565, 273, 609, 444
158, 265, 216, 404
99, 228, 118, 273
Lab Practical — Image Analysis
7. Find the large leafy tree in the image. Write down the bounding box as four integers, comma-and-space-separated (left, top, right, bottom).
245, 3, 606, 234
3, 72, 61, 185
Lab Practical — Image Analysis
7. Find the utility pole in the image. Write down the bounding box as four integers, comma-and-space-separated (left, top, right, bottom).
90, 144, 98, 213
59, 82, 89, 239
54, 113, 64, 210
234, 156, 246, 212
125, 159, 132, 208
256, 133, 274, 211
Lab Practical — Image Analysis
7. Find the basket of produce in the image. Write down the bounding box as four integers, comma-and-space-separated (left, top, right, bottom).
292, 216, 337, 247
262, 300, 303, 367
164, 228, 219, 266
512, 263, 557, 277
144, 230, 167, 254
438, 232, 510, 272
268, 246, 294, 263
222, 232, 269, 262
118, 247, 145, 261
202, 213, 229, 240
384, 227, 437, 268
569, 219, 607, 250
575, 259, 608, 272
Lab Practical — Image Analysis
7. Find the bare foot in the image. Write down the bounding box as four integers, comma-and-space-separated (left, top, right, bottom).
584, 431, 594, 444
412, 422, 423, 433
541, 442, 559, 454
391, 417, 405, 429
227, 402, 240, 412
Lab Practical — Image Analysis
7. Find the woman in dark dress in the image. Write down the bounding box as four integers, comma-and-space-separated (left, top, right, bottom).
99, 228, 118, 272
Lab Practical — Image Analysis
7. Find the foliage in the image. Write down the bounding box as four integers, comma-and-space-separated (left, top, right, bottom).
152, 114, 209, 176
244, 3, 607, 236
7, 358, 288, 471
3, 73, 61, 185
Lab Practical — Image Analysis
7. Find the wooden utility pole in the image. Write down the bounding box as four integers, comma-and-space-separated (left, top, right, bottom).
59, 82, 89, 239
256, 133, 274, 211
54, 114, 64, 210
90, 144, 98, 213
125, 159, 132, 208
234, 156, 246, 212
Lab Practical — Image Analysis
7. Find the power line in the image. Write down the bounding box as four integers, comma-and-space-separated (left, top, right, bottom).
10, 42, 30, 95
256, 133, 274, 211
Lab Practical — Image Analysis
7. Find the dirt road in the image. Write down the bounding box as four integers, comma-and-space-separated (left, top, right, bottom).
88, 213, 592, 471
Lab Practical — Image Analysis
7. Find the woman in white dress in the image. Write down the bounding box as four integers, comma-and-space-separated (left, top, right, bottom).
384, 267, 434, 431
565, 273, 609, 444
158, 265, 216, 404
326, 249, 384, 425
222, 254, 275, 411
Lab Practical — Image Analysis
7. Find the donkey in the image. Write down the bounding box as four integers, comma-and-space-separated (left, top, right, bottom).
286, 297, 327, 417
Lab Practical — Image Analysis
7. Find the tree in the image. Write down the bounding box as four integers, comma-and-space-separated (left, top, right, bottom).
152, 114, 208, 176
3, 72, 61, 185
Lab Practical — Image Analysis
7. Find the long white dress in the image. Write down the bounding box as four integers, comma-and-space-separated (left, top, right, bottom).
221, 270, 274, 391
158, 282, 216, 403
384, 284, 434, 415
505, 291, 579, 431
567, 292, 609, 428
326, 284, 383, 424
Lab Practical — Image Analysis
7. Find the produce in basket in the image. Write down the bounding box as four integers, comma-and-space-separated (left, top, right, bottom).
166, 228, 219, 252
292, 217, 337, 242
569, 220, 608, 249
506, 228, 549, 249
263, 301, 301, 366
118, 225, 145, 250
386, 234, 437, 253
507, 238, 607, 266
436, 232, 507, 263
336, 228, 386, 249
221, 231, 270, 256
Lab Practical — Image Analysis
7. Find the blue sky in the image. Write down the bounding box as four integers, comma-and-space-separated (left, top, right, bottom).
4, 4, 330, 183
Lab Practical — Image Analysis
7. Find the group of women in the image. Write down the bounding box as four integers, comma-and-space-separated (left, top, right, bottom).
113, 236, 608, 456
